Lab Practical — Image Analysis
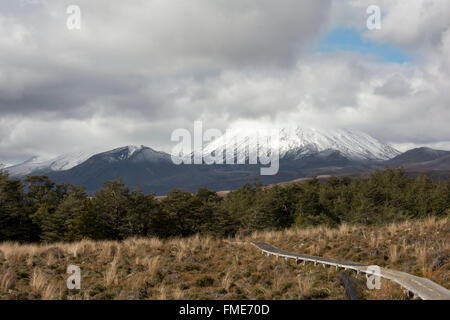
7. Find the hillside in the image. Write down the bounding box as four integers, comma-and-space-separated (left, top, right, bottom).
386, 147, 450, 169
0, 217, 448, 300
3, 127, 406, 195
5, 146, 450, 195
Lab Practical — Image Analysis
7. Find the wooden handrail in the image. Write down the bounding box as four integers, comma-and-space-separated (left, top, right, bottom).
249, 242, 450, 300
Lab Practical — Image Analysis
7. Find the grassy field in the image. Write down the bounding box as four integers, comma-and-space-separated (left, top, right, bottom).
0, 217, 448, 300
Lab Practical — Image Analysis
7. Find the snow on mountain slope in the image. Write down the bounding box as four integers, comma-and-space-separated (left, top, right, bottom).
5, 151, 97, 177
96, 145, 171, 163
202, 126, 400, 161
5, 145, 172, 177
97, 145, 145, 163
5, 128, 399, 178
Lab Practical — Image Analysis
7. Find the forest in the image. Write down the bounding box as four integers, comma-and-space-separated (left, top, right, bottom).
0, 168, 449, 243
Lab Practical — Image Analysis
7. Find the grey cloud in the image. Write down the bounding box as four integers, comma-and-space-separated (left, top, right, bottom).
1, 0, 450, 165
374, 74, 412, 98
0, 0, 332, 120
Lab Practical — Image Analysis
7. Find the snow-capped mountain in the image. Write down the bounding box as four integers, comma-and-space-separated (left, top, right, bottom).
3, 133, 448, 195
201, 126, 400, 161
5, 151, 97, 177
5, 127, 399, 178
5, 145, 170, 177
90, 145, 171, 164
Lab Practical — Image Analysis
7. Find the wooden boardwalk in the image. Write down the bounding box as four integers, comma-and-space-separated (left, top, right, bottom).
250, 242, 450, 300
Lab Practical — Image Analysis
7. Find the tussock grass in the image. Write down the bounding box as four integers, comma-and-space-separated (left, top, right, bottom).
0, 217, 448, 300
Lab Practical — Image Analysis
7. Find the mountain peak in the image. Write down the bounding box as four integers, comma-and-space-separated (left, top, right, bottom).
5, 144, 174, 177
5, 151, 97, 177
388, 147, 450, 166
102, 145, 145, 161
203, 126, 400, 161
94, 145, 171, 164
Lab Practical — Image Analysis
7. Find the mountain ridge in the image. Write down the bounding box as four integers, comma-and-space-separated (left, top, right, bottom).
202, 126, 400, 162
6, 127, 399, 177
3, 129, 449, 195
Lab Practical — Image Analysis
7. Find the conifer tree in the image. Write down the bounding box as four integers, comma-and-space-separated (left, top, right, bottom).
0, 171, 35, 241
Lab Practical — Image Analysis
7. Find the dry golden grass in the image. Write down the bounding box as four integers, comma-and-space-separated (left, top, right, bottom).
0, 217, 448, 300
30, 268, 47, 293
389, 245, 400, 263
104, 255, 120, 287
297, 274, 313, 298
0, 268, 16, 292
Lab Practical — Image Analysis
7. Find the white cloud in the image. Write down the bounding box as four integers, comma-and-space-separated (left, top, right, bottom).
362, 0, 450, 49
0, 0, 449, 165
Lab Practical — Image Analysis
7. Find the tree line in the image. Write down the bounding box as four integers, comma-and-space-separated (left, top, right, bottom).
1, 168, 449, 243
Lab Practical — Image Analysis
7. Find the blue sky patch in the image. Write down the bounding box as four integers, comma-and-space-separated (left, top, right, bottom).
320, 28, 410, 63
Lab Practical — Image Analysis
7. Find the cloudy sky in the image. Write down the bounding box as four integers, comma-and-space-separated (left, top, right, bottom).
1, 0, 450, 165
